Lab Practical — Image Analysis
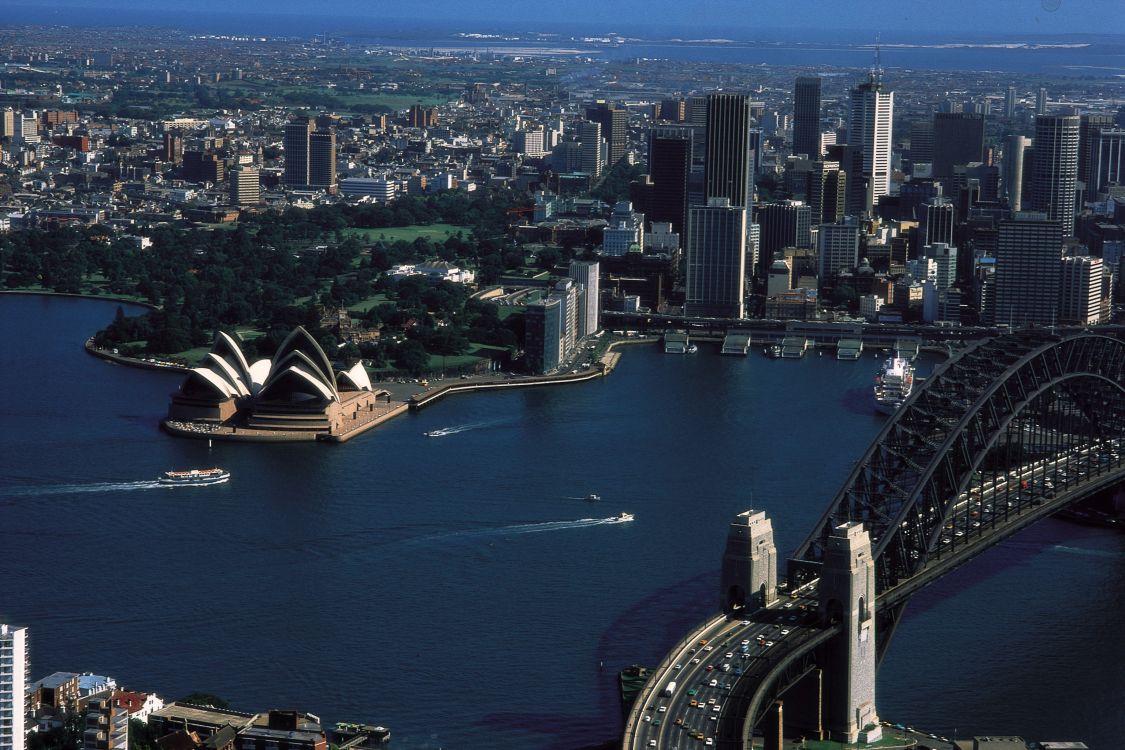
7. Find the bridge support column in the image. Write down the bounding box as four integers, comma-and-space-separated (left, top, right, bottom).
720, 509, 778, 613
762, 701, 783, 750
819, 522, 882, 744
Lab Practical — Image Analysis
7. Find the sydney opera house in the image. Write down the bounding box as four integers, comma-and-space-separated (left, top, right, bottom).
165, 327, 392, 441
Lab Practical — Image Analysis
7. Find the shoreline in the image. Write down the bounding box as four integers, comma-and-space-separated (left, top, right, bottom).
0, 288, 160, 310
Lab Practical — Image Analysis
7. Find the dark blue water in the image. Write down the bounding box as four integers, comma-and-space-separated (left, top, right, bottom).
0, 295, 1122, 748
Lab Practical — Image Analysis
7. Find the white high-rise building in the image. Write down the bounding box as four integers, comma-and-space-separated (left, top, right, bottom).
817, 217, 861, 284
922, 242, 958, 290
568, 259, 601, 338
577, 121, 604, 178
1059, 256, 1103, 325
1, 623, 29, 750
601, 201, 644, 256
847, 70, 893, 214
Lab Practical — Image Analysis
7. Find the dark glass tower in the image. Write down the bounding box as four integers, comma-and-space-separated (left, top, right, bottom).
793, 76, 822, 160
704, 93, 754, 211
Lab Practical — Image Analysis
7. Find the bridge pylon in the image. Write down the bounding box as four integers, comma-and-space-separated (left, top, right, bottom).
819, 522, 882, 744
720, 509, 778, 613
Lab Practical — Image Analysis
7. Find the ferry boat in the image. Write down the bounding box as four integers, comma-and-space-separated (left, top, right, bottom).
873, 357, 915, 415
613, 512, 635, 522
159, 468, 230, 486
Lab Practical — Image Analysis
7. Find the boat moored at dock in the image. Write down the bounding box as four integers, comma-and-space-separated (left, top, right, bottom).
873, 357, 915, 415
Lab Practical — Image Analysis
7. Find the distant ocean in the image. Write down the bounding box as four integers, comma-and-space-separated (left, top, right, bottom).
6, 7, 1125, 76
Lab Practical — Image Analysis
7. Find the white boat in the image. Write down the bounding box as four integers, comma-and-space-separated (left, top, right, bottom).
159, 468, 230, 486
873, 357, 915, 415
614, 512, 634, 522
687, 344, 698, 354
585, 493, 601, 502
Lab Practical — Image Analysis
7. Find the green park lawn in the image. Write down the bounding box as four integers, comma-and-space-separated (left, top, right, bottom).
342, 224, 471, 244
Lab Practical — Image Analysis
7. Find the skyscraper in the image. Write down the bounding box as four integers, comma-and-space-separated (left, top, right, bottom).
825, 143, 867, 217
921, 192, 955, 247
577, 121, 604, 178
1059, 256, 1103, 325
1087, 127, 1125, 197
1002, 134, 1031, 211
229, 166, 261, 206
817, 216, 862, 283
757, 200, 812, 277
648, 127, 692, 234
1036, 87, 1048, 115
283, 117, 314, 188
847, 69, 894, 214
685, 197, 746, 319
568, 260, 601, 338
308, 129, 336, 189
993, 212, 1063, 327
932, 112, 984, 185
0, 624, 28, 750
1078, 114, 1115, 187
807, 160, 846, 225
585, 101, 627, 166
1029, 114, 1079, 236
704, 93, 754, 212
793, 76, 822, 160
524, 298, 562, 374
1005, 86, 1017, 118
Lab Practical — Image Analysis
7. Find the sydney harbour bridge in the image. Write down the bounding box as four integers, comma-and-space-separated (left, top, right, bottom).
624, 331, 1125, 750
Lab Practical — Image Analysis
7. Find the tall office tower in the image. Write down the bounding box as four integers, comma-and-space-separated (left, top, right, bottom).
932, 112, 984, 185
687, 96, 708, 127
1059, 256, 1103, 325
308, 129, 336, 189
577, 121, 604, 178
16, 114, 40, 144
585, 101, 627, 166
1078, 114, 1115, 187
229, 166, 260, 206
549, 279, 580, 358
921, 192, 955, 247
1, 624, 29, 750
514, 127, 546, 157
909, 120, 934, 168
407, 104, 437, 128
568, 260, 601, 337
1002, 134, 1031, 210
1036, 87, 1048, 115
162, 129, 183, 164
993, 212, 1063, 327
847, 68, 894, 214
704, 93, 754, 212
283, 117, 314, 188
83, 697, 128, 750
0, 108, 14, 139
757, 200, 812, 277
524, 297, 562, 374
793, 76, 822, 159
826, 143, 867, 217
1029, 114, 1079, 235
658, 98, 686, 122
648, 128, 692, 234
1005, 86, 1017, 118
922, 242, 957, 290
807, 160, 846, 225
1089, 128, 1125, 197
817, 216, 862, 283
685, 197, 747, 319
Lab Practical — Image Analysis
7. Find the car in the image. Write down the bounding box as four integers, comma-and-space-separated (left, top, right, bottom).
697, 701, 706, 709
706, 739, 714, 746
691, 657, 700, 664
725, 652, 734, 659
787, 614, 798, 622
764, 640, 774, 647
643, 715, 652, 723
740, 619, 750, 625
687, 689, 698, 696
780, 628, 790, 635
707, 698, 716, 705
648, 741, 656, 748
653, 719, 662, 727
703, 645, 713, 651
705, 665, 714, 672
674, 664, 683, 670
708, 679, 718, 687
659, 706, 667, 713
675, 718, 684, 726
690, 699, 698, 707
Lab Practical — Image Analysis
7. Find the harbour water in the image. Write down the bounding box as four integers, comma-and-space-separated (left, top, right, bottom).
0, 295, 1122, 749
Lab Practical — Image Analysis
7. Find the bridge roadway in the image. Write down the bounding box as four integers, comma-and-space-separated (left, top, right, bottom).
626, 437, 1124, 750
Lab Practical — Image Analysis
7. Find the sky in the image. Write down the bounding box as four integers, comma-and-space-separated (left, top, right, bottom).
13, 0, 1125, 36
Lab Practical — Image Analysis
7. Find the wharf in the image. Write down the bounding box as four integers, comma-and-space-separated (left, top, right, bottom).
836, 338, 864, 359
780, 336, 810, 358
721, 332, 751, 355
664, 332, 689, 354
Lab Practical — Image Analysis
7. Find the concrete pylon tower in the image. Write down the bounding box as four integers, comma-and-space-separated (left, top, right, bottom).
819, 522, 881, 744
720, 509, 778, 613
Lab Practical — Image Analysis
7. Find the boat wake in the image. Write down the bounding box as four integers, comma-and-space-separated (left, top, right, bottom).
412, 516, 632, 546
1048, 544, 1121, 559
1, 480, 170, 497
424, 419, 507, 438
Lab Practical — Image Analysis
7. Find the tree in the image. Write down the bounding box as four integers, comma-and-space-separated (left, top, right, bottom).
179, 692, 229, 709
129, 719, 159, 750
393, 339, 430, 376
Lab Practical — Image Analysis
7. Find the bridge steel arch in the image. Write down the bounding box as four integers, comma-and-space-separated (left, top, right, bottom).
787, 332, 1125, 654
709, 333, 1125, 745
